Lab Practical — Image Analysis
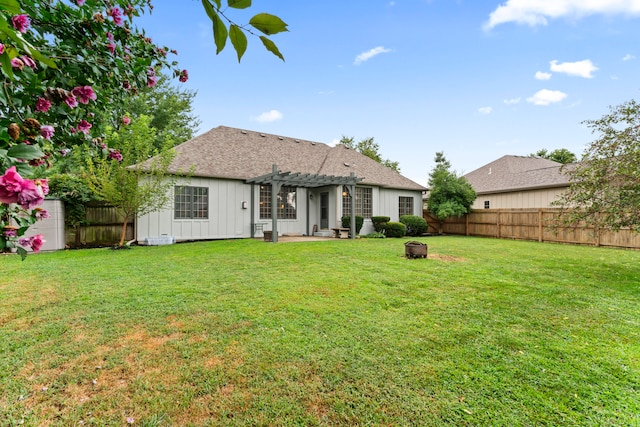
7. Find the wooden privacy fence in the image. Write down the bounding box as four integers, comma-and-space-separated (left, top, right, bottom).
65, 203, 134, 248
423, 208, 640, 250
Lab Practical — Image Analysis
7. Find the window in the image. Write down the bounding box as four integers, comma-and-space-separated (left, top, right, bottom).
484, 200, 490, 209
174, 186, 208, 219
260, 185, 297, 219
399, 196, 414, 217
342, 186, 372, 218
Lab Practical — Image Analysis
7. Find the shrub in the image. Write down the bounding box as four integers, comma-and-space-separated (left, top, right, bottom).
383, 222, 406, 238
362, 232, 386, 239
371, 216, 390, 232
341, 216, 364, 234
400, 215, 428, 236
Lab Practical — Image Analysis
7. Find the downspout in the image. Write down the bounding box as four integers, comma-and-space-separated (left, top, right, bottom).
349, 174, 356, 239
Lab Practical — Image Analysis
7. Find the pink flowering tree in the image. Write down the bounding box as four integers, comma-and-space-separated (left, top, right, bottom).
0, 0, 286, 258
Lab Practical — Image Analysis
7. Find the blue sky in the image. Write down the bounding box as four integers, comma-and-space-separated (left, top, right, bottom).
137, 0, 640, 186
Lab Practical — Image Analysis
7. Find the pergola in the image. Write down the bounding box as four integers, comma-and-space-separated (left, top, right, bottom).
246, 164, 363, 242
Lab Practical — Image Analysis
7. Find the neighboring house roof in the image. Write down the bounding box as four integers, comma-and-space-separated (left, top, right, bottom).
150, 126, 426, 191
463, 155, 571, 194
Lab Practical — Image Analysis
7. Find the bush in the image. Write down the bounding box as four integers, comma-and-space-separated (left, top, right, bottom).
362, 232, 386, 239
383, 221, 407, 238
341, 216, 364, 234
400, 215, 428, 236
371, 216, 390, 232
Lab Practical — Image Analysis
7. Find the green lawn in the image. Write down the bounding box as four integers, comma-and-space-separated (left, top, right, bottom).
1, 236, 639, 426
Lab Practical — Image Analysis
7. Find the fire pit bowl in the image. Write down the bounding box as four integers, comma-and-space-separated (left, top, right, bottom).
405, 241, 427, 259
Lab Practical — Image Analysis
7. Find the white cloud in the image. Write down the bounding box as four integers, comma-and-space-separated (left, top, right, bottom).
478, 106, 493, 115
535, 71, 552, 80
484, 0, 640, 30
504, 97, 521, 105
253, 110, 283, 123
623, 53, 635, 61
527, 89, 568, 106
354, 46, 392, 65
549, 59, 598, 78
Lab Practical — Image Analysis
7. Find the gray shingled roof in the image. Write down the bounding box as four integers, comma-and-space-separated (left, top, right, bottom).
150, 126, 425, 191
463, 155, 571, 194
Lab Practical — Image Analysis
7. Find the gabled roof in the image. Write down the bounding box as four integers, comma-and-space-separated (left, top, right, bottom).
156, 126, 425, 191
463, 155, 571, 194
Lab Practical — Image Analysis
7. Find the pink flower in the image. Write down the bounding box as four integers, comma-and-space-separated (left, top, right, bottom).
19, 235, 45, 253
64, 95, 78, 109
17, 178, 48, 209
126, 417, 134, 424
123, 80, 131, 90
146, 67, 157, 88
12, 15, 30, 33
40, 125, 54, 140
77, 120, 92, 135
0, 44, 4, 55
35, 97, 52, 113
76, 0, 85, 5
179, 69, 189, 83
109, 7, 124, 26
106, 31, 114, 41
3, 227, 17, 238
121, 115, 131, 125
107, 42, 116, 54
11, 58, 24, 70
0, 166, 24, 204
21, 56, 36, 69
34, 208, 50, 220
71, 86, 97, 104
108, 149, 123, 161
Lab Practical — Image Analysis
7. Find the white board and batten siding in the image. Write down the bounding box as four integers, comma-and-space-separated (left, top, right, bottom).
358, 188, 423, 235
472, 188, 566, 210
137, 177, 253, 242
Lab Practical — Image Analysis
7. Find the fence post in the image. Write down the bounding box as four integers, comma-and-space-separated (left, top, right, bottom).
496, 210, 501, 239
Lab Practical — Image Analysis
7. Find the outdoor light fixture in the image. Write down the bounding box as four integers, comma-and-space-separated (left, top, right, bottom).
241, 201, 248, 209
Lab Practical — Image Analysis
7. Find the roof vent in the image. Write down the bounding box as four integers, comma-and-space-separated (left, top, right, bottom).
344, 162, 350, 167
278, 137, 284, 140
310, 142, 316, 145
241, 130, 247, 134
294, 139, 300, 143
260, 133, 266, 137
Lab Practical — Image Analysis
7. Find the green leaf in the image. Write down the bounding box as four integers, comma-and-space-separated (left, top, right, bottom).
259, 36, 285, 61
249, 13, 289, 36
228, 0, 251, 9
7, 144, 44, 161
0, 0, 21, 15
0, 53, 14, 79
200, 0, 219, 21
229, 25, 247, 63
17, 246, 27, 261
212, 13, 228, 55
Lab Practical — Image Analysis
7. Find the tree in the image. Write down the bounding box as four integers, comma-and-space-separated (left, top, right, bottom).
426, 152, 476, 233
530, 148, 577, 164
0, 0, 286, 256
108, 74, 200, 151
85, 115, 181, 247
339, 136, 401, 173
554, 99, 640, 233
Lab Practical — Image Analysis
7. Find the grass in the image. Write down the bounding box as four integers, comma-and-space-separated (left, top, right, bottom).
1, 236, 639, 426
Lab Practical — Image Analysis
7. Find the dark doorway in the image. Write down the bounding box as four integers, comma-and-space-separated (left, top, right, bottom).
320, 192, 329, 229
